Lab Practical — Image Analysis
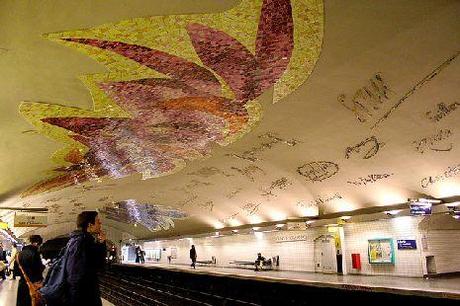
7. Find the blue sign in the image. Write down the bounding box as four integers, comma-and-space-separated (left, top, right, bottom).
410, 203, 432, 215
397, 239, 417, 250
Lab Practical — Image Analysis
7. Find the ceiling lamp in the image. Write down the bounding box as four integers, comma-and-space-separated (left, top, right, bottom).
415, 198, 442, 204
385, 210, 401, 216
275, 223, 286, 228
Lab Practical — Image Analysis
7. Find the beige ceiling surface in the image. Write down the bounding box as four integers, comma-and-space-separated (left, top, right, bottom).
1, 0, 459, 241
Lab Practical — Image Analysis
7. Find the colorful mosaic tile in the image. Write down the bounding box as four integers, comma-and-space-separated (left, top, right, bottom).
99, 199, 188, 231
20, 0, 323, 196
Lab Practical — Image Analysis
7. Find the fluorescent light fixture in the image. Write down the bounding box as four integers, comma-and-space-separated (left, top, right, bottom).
252, 227, 261, 231
275, 223, 286, 228
385, 210, 401, 216
412, 198, 442, 204
446, 202, 460, 208
305, 220, 315, 225
232, 229, 239, 233
453, 215, 460, 220
340, 216, 351, 221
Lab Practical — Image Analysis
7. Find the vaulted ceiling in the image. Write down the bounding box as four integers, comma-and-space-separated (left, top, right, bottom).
1, 0, 459, 241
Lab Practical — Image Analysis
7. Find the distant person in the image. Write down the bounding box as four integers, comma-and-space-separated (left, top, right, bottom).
189, 245, 197, 269
64, 211, 107, 306
139, 247, 145, 264
16, 235, 45, 306
135, 246, 146, 264
108, 245, 117, 265
9, 243, 19, 279
254, 253, 265, 271
0, 242, 6, 280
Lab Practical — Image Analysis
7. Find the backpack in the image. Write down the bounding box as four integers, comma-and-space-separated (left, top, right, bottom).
39, 246, 68, 304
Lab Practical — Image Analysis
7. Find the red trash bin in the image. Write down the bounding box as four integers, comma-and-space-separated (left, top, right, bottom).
351, 253, 361, 270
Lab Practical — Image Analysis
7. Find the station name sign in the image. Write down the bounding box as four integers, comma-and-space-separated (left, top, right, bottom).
274, 233, 307, 243
14, 212, 47, 227
397, 239, 417, 250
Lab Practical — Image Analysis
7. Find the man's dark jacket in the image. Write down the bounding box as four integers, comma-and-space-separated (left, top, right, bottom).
17, 245, 45, 306
65, 230, 106, 306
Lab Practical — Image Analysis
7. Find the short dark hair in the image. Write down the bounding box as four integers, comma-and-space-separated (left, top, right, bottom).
77, 211, 98, 232
29, 235, 43, 245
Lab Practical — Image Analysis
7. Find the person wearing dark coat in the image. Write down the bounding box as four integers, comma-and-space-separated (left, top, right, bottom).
16, 235, 45, 306
189, 245, 197, 269
63, 211, 107, 306
0, 242, 6, 280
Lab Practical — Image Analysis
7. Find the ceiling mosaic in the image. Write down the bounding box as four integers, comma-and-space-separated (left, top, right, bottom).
99, 199, 188, 231
2, 0, 459, 241
19, 0, 324, 196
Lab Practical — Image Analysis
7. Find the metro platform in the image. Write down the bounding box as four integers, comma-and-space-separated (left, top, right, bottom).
0, 279, 115, 306
135, 262, 460, 300
96, 263, 460, 305
2, 264, 459, 305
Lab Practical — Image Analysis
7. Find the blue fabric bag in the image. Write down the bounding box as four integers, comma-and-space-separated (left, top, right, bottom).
39, 246, 68, 304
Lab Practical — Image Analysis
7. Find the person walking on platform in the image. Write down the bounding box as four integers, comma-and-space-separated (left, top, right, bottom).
16, 235, 45, 306
189, 245, 197, 269
64, 211, 107, 306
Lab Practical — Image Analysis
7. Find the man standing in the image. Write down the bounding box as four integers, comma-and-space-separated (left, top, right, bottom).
16, 235, 45, 306
65, 211, 107, 306
189, 245, 197, 269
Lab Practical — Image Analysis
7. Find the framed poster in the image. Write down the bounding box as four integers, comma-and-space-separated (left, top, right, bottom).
368, 238, 395, 264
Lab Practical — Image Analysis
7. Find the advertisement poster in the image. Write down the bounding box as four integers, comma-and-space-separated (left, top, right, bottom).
368, 238, 395, 264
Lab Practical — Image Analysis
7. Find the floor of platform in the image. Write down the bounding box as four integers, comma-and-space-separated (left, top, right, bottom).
126, 262, 460, 300
0, 278, 114, 305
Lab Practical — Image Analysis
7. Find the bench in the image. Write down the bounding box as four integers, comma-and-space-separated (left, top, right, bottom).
229, 260, 272, 271
229, 260, 255, 267
196, 256, 217, 266
229, 256, 279, 271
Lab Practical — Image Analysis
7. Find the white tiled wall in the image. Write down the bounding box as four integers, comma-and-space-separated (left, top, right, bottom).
142, 216, 460, 277
343, 216, 424, 277
144, 227, 329, 272
423, 229, 460, 274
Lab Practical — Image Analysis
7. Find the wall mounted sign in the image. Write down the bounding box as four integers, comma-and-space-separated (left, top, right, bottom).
409, 202, 432, 215
397, 239, 417, 250
273, 232, 307, 243
368, 238, 394, 264
14, 213, 48, 227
